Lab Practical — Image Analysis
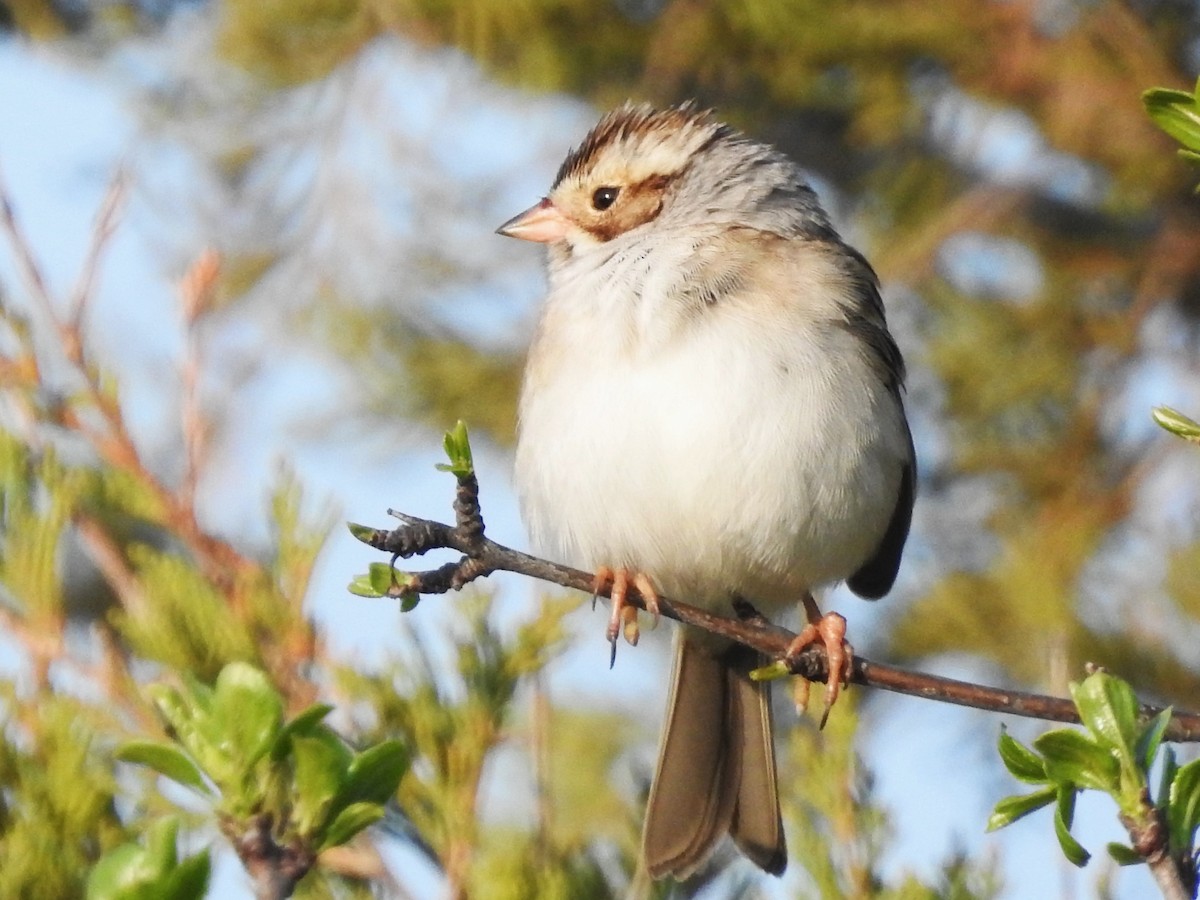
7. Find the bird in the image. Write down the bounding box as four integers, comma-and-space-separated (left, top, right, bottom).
498, 102, 915, 881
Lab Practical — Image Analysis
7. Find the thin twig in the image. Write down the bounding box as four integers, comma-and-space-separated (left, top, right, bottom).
355, 490, 1200, 743
178, 251, 220, 512
66, 172, 127, 334
0, 179, 256, 584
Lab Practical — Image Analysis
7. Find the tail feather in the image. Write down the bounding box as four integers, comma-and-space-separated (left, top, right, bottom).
642, 638, 786, 879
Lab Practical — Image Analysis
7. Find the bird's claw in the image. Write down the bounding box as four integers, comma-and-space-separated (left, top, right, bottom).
592, 566, 661, 668
785, 609, 852, 728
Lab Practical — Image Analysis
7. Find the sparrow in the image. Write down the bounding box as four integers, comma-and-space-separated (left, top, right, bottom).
498, 102, 915, 880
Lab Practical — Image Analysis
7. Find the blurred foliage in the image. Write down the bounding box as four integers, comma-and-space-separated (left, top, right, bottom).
0, 687, 130, 899
785, 694, 1002, 900
117, 662, 409, 894
313, 297, 521, 446
87, 818, 211, 900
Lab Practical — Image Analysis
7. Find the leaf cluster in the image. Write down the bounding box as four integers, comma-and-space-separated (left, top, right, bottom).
990, 671, 1199, 893
117, 663, 408, 889
86, 818, 211, 900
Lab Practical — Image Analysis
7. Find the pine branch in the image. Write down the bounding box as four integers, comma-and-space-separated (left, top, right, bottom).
353, 465, 1200, 743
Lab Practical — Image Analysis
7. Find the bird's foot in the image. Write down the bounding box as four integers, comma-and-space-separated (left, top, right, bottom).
591, 566, 661, 667
786, 596, 852, 729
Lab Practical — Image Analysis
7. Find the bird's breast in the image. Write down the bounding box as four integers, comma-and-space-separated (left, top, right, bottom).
515, 276, 907, 613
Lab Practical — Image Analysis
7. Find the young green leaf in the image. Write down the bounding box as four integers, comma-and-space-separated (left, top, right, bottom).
1135, 706, 1172, 772
270, 703, 336, 762
1158, 746, 1179, 815
346, 521, 380, 544
365, 561, 412, 599
159, 852, 212, 900
1034, 728, 1120, 793
317, 801, 386, 852
1152, 406, 1200, 444
748, 660, 791, 682
1144, 82, 1200, 153
1106, 842, 1143, 866
142, 817, 180, 873
398, 586, 420, 612
86, 818, 211, 900
341, 740, 409, 807
1168, 757, 1200, 853
211, 663, 284, 769
435, 420, 475, 477
1053, 785, 1090, 867
347, 572, 384, 597
291, 731, 350, 837
86, 844, 145, 899
987, 785, 1057, 831
115, 741, 213, 797
146, 684, 231, 785
997, 727, 1047, 784
1069, 672, 1139, 759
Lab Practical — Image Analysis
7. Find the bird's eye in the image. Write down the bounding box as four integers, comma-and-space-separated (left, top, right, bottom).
592, 187, 620, 211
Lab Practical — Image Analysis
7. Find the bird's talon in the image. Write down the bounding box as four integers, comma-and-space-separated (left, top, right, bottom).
591, 565, 614, 613
786, 601, 852, 727
632, 572, 661, 631
621, 604, 641, 645
593, 566, 660, 665
792, 678, 810, 716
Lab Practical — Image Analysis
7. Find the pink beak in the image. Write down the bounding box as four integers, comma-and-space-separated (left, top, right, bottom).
496, 198, 570, 244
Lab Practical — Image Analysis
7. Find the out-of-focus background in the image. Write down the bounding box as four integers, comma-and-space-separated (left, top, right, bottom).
1, 1, 1199, 898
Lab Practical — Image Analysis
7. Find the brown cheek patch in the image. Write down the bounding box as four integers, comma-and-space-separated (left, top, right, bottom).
587, 174, 671, 242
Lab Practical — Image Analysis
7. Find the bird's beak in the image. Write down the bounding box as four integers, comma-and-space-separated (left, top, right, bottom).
496, 198, 569, 243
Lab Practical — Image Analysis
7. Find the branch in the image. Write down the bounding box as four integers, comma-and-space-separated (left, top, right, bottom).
352, 464, 1200, 743
1122, 800, 1193, 900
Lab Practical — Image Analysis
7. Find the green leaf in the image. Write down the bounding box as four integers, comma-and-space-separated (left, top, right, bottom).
86, 844, 144, 899
160, 852, 211, 900
1106, 842, 1143, 866
1152, 406, 1200, 444
1158, 746, 1179, 814
146, 684, 230, 786
317, 801, 385, 851
987, 786, 1057, 831
179, 672, 215, 715
1054, 785, 1090, 867
1144, 88, 1200, 154
1070, 672, 1139, 758
341, 740, 409, 807
346, 521, 379, 544
1034, 728, 1120, 792
115, 742, 213, 797
347, 572, 384, 597
435, 420, 475, 477
142, 818, 180, 874
147, 684, 195, 739
291, 731, 350, 837
211, 663, 284, 768
364, 561, 412, 598
997, 727, 1047, 783
1135, 706, 1172, 772
748, 660, 791, 681
85, 819, 210, 900
270, 703, 335, 761
1168, 758, 1200, 853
